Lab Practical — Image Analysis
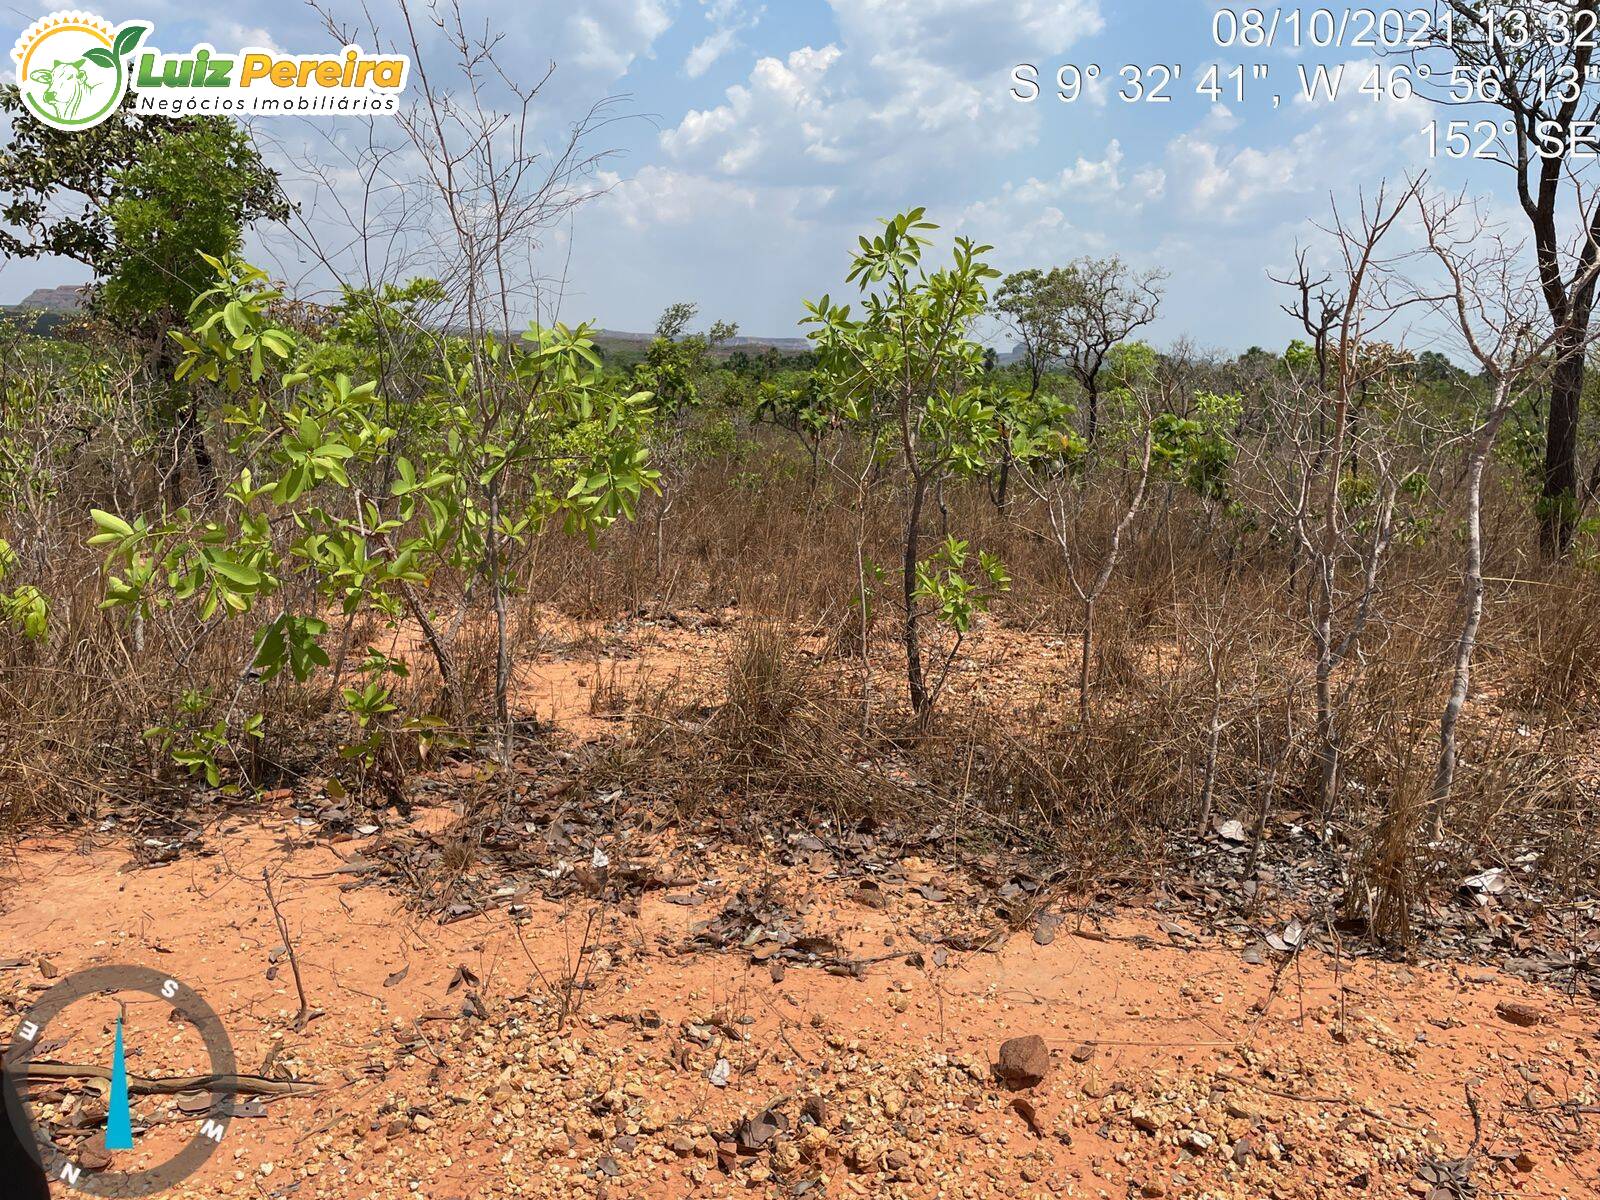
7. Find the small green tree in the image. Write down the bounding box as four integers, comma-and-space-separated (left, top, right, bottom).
0, 539, 48, 641
992, 268, 1074, 510
0, 95, 284, 273
105, 122, 290, 501
99, 124, 278, 323
804, 210, 1008, 723
752, 370, 840, 496
0, 95, 288, 502
632, 302, 737, 574
92, 256, 657, 792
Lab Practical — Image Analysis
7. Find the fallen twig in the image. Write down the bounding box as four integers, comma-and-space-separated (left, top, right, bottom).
19, 1063, 318, 1097
263, 867, 312, 1030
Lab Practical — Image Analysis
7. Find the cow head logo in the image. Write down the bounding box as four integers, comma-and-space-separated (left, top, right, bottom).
12, 12, 149, 131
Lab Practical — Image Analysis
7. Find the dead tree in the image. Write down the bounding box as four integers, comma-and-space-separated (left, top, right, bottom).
1021, 391, 1156, 725
1053, 256, 1167, 443
1417, 188, 1599, 840
1293, 180, 1424, 818
1270, 245, 1346, 392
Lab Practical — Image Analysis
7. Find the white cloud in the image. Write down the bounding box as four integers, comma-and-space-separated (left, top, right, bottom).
663, 45, 846, 179
1168, 74, 1429, 224
563, 0, 676, 77
956, 140, 1160, 263
661, 0, 1104, 195
829, 0, 1103, 72
685, 27, 739, 77
594, 164, 834, 230
1131, 166, 1167, 201
684, 0, 763, 78
1168, 135, 1298, 220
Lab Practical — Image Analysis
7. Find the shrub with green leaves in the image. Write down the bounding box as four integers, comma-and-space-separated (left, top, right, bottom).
90, 254, 657, 791
0, 539, 47, 640
1151, 391, 1240, 502
804, 209, 1007, 723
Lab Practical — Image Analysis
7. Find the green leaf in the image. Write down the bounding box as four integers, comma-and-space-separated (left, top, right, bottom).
208, 558, 262, 588
90, 509, 135, 539
83, 47, 115, 68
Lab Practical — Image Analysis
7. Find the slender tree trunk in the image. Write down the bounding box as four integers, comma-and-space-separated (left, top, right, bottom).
854, 473, 873, 735
1431, 437, 1492, 840
903, 473, 929, 722
1312, 516, 1341, 816
1540, 343, 1584, 559
399, 577, 460, 720
184, 400, 218, 507
330, 610, 357, 695
488, 482, 512, 765
357, 489, 461, 719
1315, 343, 1353, 817
1069, 430, 1152, 726
1197, 670, 1224, 833
1078, 599, 1095, 725
654, 482, 670, 578
1313, 644, 1339, 816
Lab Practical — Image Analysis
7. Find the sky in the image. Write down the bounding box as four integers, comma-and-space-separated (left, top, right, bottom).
1, 0, 1510, 352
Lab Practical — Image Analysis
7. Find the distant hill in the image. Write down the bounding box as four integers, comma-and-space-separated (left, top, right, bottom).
596, 329, 811, 354
11, 285, 85, 312
718, 334, 811, 353
0, 285, 88, 335
0, 292, 818, 355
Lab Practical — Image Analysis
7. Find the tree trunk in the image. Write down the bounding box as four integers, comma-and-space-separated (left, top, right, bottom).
183, 400, 218, 507
1196, 671, 1224, 833
993, 444, 1012, 514
903, 474, 929, 722
488, 483, 512, 765
1078, 599, 1095, 725
654, 483, 670, 578
1312, 555, 1340, 817
358, 489, 462, 719
1431, 438, 1492, 840
854, 476, 873, 735
1540, 343, 1583, 559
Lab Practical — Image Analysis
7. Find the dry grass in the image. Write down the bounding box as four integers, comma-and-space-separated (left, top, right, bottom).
3, 420, 1599, 951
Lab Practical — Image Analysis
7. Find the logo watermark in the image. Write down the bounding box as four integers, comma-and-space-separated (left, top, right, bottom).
12, 10, 409, 131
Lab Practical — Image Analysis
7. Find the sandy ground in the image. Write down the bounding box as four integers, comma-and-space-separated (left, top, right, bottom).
2, 799, 1597, 1200
2, 609, 1597, 1198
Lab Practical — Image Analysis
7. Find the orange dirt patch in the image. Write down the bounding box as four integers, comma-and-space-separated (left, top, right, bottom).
2, 803, 1596, 1200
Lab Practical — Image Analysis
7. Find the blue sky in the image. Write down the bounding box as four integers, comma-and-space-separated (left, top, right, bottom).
4, 0, 1496, 351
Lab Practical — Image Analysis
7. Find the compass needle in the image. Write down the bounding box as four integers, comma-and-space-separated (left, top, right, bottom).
5, 966, 238, 1195
105, 1013, 133, 1152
